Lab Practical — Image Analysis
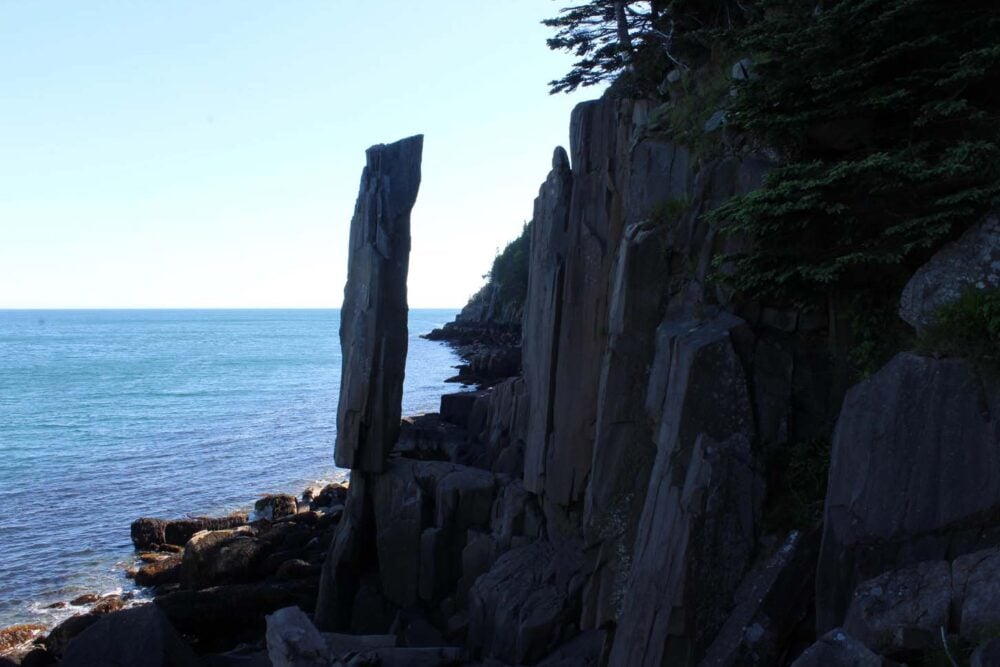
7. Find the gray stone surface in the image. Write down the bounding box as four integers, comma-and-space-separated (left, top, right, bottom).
953, 547, 1000, 640
467, 540, 584, 666
581, 221, 669, 629
265, 606, 328, 667
817, 352, 1000, 631
522, 146, 572, 503
700, 530, 819, 667
334, 135, 423, 472
439, 391, 484, 428
536, 630, 606, 666
315, 478, 372, 632
61, 605, 199, 667
843, 559, 951, 654
899, 213, 1000, 330
181, 530, 263, 589
609, 314, 760, 667
789, 629, 882, 667
973, 638, 1000, 667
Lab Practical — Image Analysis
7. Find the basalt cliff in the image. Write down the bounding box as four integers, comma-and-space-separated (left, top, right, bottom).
306, 91, 1000, 666
14, 91, 1000, 667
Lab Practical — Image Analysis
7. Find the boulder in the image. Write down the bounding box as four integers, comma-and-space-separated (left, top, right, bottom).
135, 555, 183, 587
700, 530, 820, 666
275, 559, 321, 581
394, 413, 463, 463
843, 559, 951, 654
155, 580, 317, 651
91, 595, 125, 615
789, 629, 882, 667
439, 391, 485, 428
69, 594, 99, 606
817, 353, 1000, 631
130, 514, 248, 550
60, 605, 199, 667
900, 213, 1000, 330
254, 495, 298, 521
467, 540, 584, 665
952, 547, 1000, 640
181, 530, 264, 589
43, 615, 103, 658
0, 624, 46, 654
309, 483, 348, 510
334, 134, 423, 473
264, 606, 327, 667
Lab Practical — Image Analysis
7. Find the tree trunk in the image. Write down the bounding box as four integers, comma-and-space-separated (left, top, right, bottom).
614, 1, 635, 63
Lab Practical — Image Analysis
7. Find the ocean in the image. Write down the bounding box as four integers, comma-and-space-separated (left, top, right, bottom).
0, 308, 460, 628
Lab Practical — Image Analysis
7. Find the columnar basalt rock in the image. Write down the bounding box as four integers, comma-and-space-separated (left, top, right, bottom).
317, 135, 423, 632
609, 314, 761, 667
522, 146, 573, 502
817, 352, 1000, 632
335, 134, 423, 473
580, 220, 671, 630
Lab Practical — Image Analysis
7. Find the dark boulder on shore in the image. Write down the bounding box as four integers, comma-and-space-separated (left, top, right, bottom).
253, 494, 297, 521
134, 555, 184, 587
131, 513, 248, 551
155, 580, 318, 651
60, 604, 199, 667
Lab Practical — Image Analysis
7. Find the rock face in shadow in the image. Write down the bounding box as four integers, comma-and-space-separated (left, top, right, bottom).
60, 605, 199, 667
817, 352, 1000, 631
609, 316, 762, 666
899, 213, 1000, 331
335, 135, 423, 473
579, 220, 670, 629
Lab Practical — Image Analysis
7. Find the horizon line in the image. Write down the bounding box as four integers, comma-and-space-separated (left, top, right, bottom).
0, 305, 464, 311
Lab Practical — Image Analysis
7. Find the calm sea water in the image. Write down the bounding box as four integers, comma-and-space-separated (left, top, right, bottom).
0, 308, 460, 627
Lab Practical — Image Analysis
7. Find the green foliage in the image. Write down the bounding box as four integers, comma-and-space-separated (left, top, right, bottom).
484, 222, 532, 313
918, 287, 1000, 372
845, 288, 913, 378
762, 437, 831, 533
649, 196, 690, 226
543, 1, 754, 95
646, 51, 733, 156
709, 0, 1000, 300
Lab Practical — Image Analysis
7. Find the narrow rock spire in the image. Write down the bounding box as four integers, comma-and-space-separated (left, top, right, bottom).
334, 134, 423, 473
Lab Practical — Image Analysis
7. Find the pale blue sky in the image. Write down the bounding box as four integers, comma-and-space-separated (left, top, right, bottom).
0, 1, 600, 308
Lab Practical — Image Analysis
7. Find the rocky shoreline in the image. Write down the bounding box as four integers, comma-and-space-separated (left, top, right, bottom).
0, 479, 349, 665
7, 85, 1000, 666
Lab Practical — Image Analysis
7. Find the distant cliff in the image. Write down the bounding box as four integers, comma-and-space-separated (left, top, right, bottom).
424, 224, 529, 387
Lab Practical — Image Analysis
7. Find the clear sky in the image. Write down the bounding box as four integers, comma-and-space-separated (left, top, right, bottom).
0, 1, 601, 309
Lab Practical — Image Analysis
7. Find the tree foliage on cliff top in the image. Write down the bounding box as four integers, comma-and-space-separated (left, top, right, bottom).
546, 1, 1000, 303
710, 0, 1000, 300
484, 222, 532, 313
544, 1, 753, 94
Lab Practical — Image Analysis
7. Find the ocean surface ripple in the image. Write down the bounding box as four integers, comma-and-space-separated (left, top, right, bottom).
0, 308, 460, 627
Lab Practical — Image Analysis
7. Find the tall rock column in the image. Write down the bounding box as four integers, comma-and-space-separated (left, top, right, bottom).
334, 135, 423, 473
317, 135, 423, 630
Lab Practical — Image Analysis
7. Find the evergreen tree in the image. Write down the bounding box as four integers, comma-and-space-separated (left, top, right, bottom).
711, 0, 1000, 300
544, 1, 756, 93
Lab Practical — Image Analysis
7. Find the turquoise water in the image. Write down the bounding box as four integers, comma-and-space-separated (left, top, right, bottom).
0, 309, 459, 627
